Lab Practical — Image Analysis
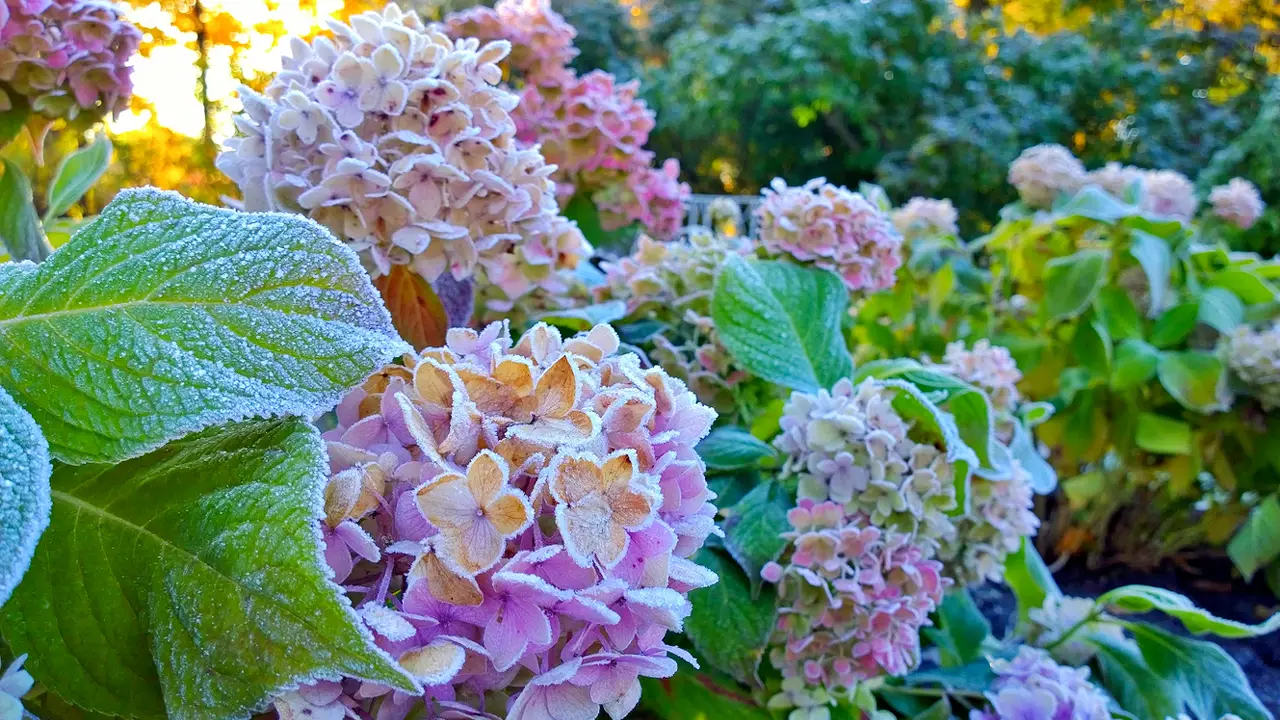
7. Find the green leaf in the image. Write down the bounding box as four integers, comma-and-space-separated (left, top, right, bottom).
927, 261, 955, 317
1005, 538, 1062, 628
0, 419, 419, 720
1227, 495, 1280, 581
640, 671, 769, 720
1148, 302, 1199, 349
44, 135, 113, 223
924, 589, 991, 667
1110, 339, 1160, 391
1197, 287, 1245, 334
1091, 634, 1181, 720
0, 384, 51, 606
911, 699, 954, 720
1009, 422, 1057, 494
1134, 412, 1192, 455
1128, 230, 1173, 318
882, 379, 981, 479
685, 548, 777, 685
1095, 287, 1143, 340
893, 370, 998, 471
1043, 249, 1108, 321
902, 659, 996, 693
1129, 622, 1273, 720
0, 189, 409, 465
711, 256, 852, 393
0, 96, 30, 149
1071, 319, 1112, 376
0, 159, 51, 263
1209, 268, 1280, 305
721, 481, 791, 596
1156, 351, 1229, 413
562, 193, 635, 255
697, 426, 779, 471
533, 300, 626, 331
1055, 184, 1136, 223
1101, 586, 1280, 638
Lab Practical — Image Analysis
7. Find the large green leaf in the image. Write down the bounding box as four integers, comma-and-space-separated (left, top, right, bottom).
1005, 538, 1061, 628
1209, 268, 1280, 305
1128, 623, 1273, 720
721, 480, 791, 597
1227, 495, 1280, 581
44, 135, 113, 223
1091, 634, 1180, 720
1099, 585, 1280, 638
685, 548, 777, 685
1197, 287, 1245, 334
922, 589, 991, 668
0, 419, 419, 720
697, 426, 779, 472
1128, 230, 1173, 318
640, 671, 769, 720
712, 256, 852, 393
0, 189, 409, 464
0, 385, 51, 607
1156, 351, 1229, 413
1134, 412, 1192, 455
1043, 249, 1108, 321
0, 159, 50, 263
1109, 339, 1160, 391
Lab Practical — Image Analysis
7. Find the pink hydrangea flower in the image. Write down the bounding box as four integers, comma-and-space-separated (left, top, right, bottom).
936, 340, 1022, 413
216, 5, 590, 304
270, 321, 721, 719
1209, 177, 1265, 230
440, 0, 578, 85
764, 499, 949, 692
595, 159, 692, 241
1007, 144, 1086, 209
891, 197, 959, 242
755, 177, 903, 293
0, 0, 139, 120
1139, 169, 1198, 220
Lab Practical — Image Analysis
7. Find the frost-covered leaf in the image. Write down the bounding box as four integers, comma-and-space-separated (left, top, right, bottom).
1009, 422, 1057, 494
685, 548, 776, 685
374, 264, 448, 351
0, 418, 420, 720
1129, 622, 1273, 720
1055, 185, 1136, 223
721, 480, 790, 597
1100, 585, 1280, 638
44, 135, 113, 223
0, 189, 409, 464
1228, 495, 1280, 581
1043, 249, 1107, 321
697, 427, 779, 471
0, 384, 51, 607
712, 256, 852, 393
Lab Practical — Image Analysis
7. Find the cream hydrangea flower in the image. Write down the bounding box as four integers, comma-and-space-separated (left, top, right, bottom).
1209, 177, 1265, 230
1139, 169, 1198, 220
892, 197, 959, 242
1086, 161, 1142, 199
216, 4, 589, 304
940, 460, 1039, 585
1222, 322, 1280, 410
1007, 144, 1086, 209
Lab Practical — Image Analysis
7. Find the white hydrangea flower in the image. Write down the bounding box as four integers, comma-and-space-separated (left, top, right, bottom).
1209, 177, 1265, 230
1007, 144, 1086, 209
892, 197, 959, 241
1027, 596, 1129, 666
216, 4, 589, 303
1222, 323, 1280, 410
1086, 161, 1142, 199
775, 378, 958, 551
1139, 169, 1198, 220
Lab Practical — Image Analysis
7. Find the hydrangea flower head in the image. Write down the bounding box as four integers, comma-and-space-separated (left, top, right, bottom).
892, 197, 959, 242
1209, 177, 1265, 230
596, 158, 690, 241
970, 647, 1110, 720
440, 0, 577, 84
0, 0, 140, 120
0, 654, 34, 720
1139, 169, 1198, 220
763, 499, 948, 692
1085, 161, 1142, 199
1027, 595, 1128, 666
1007, 144, 1086, 209
940, 460, 1039, 585
936, 340, 1022, 413
216, 4, 588, 303
774, 378, 958, 552
755, 178, 903, 293
274, 320, 721, 720
1222, 322, 1280, 410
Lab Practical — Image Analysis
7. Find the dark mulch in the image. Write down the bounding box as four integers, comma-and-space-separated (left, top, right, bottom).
972, 557, 1280, 711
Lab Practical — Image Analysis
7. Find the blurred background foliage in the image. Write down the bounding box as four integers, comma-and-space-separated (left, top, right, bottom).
4, 0, 1278, 247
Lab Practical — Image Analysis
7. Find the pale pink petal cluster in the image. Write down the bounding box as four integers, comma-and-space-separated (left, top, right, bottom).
0, 0, 139, 120
1209, 177, 1265, 229
761, 499, 948, 691
891, 197, 959, 242
216, 5, 589, 302
596, 159, 691, 241
275, 320, 720, 720
1007, 144, 1086, 209
440, 0, 577, 85
755, 178, 903, 293
1222, 322, 1280, 410
599, 231, 751, 413
1138, 169, 1198, 220
968, 647, 1111, 720
775, 378, 958, 551
937, 340, 1022, 413
939, 460, 1039, 586
1085, 161, 1142, 199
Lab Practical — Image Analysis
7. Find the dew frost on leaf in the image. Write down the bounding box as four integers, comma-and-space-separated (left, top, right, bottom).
0, 385, 52, 607
0, 188, 410, 465
0, 418, 419, 720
